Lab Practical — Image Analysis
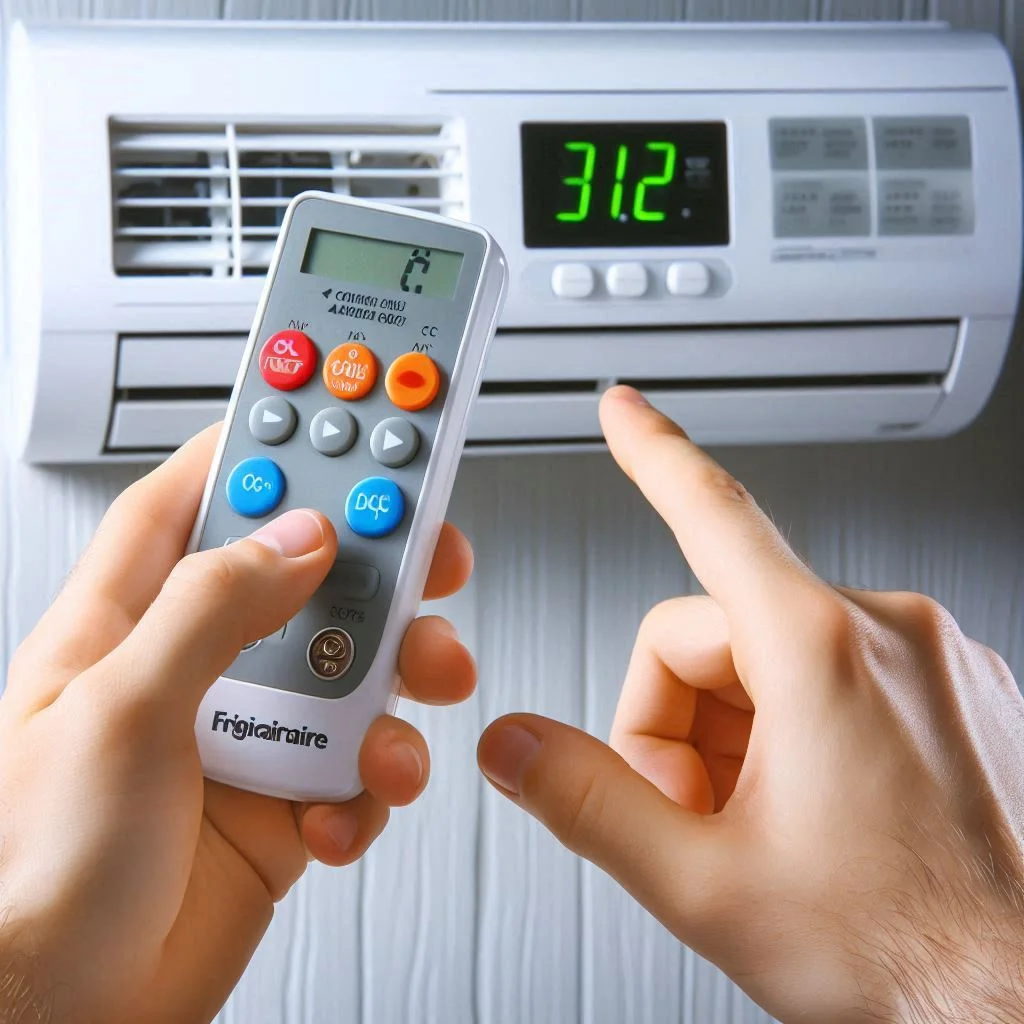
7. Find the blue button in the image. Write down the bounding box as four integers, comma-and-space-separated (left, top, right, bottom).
345, 476, 405, 538
226, 457, 286, 518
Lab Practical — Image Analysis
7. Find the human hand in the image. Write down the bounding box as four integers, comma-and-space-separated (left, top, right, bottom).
478, 386, 1024, 1023
0, 425, 476, 1024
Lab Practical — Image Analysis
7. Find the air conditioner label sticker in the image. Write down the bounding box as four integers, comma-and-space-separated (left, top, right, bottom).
878, 172, 974, 236
770, 118, 869, 171
874, 117, 972, 171
773, 176, 871, 238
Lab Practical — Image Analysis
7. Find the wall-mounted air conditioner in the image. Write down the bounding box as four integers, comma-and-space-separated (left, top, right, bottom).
6, 20, 1021, 462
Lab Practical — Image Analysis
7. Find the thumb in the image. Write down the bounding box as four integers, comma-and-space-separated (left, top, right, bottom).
71, 508, 337, 722
477, 714, 724, 938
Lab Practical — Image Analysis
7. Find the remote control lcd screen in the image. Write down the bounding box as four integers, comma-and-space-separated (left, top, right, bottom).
301, 228, 464, 300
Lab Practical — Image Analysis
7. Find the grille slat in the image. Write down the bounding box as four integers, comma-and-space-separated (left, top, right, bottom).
111, 120, 466, 278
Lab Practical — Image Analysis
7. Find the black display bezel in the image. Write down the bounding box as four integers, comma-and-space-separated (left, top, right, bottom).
520, 121, 730, 249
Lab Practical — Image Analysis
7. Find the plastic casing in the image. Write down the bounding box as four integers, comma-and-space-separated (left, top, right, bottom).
186, 192, 507, 802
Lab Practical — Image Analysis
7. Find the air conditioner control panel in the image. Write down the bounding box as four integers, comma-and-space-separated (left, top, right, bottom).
466, 99, 1006, 332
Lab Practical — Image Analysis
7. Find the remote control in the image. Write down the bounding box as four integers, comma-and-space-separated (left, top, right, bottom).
187, 192, 507, 802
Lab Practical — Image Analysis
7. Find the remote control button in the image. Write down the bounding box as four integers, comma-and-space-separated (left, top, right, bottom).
385, 352, 440, 412
307, 627, 356, 681
225, 457, 285, 519
329, 562, 381, 601
259, 330, 317, 391
370, 417, 420, 468
323, 343, 377, 401
249, 396, 297, 445
345, 476, 405, 538
310, 407, 357, 456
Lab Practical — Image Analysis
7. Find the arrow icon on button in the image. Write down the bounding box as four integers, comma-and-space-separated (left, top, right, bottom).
382, 429, 403, 451
322, 420, 341, 438
263, 409, 283, 424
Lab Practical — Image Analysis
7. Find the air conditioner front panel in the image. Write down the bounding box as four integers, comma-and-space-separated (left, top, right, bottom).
33, 88, 1020, 331
100, 384, 947, 457
469, 386, 945, 446
107, 399, 228, 451
110, 322, 959, 393
117, 335, 248, 389
7, 23, 1021, 461
95, 320, 968, 459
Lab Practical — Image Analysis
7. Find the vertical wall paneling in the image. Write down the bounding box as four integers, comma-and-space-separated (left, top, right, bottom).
0, 4, 1022, 1024
932, 0, 1004, 31
578, 0, 683, 20
3, 0, 220, 16
469, 458, 587, 1024
820, 0, 909, 18
684, 0, 818, 20
359, 573, 483, 1024
2, 0, 87, 18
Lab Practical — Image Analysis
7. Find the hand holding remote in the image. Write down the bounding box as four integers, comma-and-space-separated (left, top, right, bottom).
0, 425, 476, 1024
478, 386, 1024, 1024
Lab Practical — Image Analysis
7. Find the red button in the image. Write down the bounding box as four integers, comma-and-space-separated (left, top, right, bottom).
259, 331, 317, 391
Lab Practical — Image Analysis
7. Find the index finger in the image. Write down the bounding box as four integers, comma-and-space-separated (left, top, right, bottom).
598, 386, 824, 628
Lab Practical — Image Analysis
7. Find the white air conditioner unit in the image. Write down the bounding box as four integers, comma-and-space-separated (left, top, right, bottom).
6, 20, 1021, 462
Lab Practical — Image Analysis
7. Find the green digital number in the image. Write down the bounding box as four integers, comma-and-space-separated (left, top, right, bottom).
556, 141, 596, 222
633, 142, 677, 222
610, 145, 629, 219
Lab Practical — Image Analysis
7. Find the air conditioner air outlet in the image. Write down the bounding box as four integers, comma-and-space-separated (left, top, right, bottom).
480, 371, 946, 397
111, 120, 466, 278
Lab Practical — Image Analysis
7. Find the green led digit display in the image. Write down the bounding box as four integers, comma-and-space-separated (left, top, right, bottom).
633, 142, 676, 222
522, 122, 729, 248
610, 145, 629, 219
556, 139, 677, 224
556, 142, 596, 222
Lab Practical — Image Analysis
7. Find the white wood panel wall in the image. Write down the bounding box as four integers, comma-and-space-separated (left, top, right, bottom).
1, 2, 1022, 1022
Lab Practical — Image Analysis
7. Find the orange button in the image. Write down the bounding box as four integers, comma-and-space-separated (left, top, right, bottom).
385, 352, 440, 412
323, 343, 377, 401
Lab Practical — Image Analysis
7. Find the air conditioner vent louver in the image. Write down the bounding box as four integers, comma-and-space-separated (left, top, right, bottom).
111, 121, 466, 278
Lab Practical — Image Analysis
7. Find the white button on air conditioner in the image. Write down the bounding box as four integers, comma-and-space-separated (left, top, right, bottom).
666, 261, 712, 297
605, 262, 648, 298
551, 262, 595, 299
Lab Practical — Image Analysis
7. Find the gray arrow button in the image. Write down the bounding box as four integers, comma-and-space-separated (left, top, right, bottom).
249, 396, 297, 445
370, 417, 419, 468
310, 407, 357, 456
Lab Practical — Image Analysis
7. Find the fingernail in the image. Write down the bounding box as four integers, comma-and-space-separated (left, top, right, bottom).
620, 386, 651, 407
479, 723, 542, 796
250, 509, 324, 558
324, 809, 359, 855
609, 384, 650, 407
389, 740, 424, 786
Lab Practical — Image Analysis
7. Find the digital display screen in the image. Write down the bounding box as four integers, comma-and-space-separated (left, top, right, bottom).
300, 228, 464, 299
521, 122, 729, 248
